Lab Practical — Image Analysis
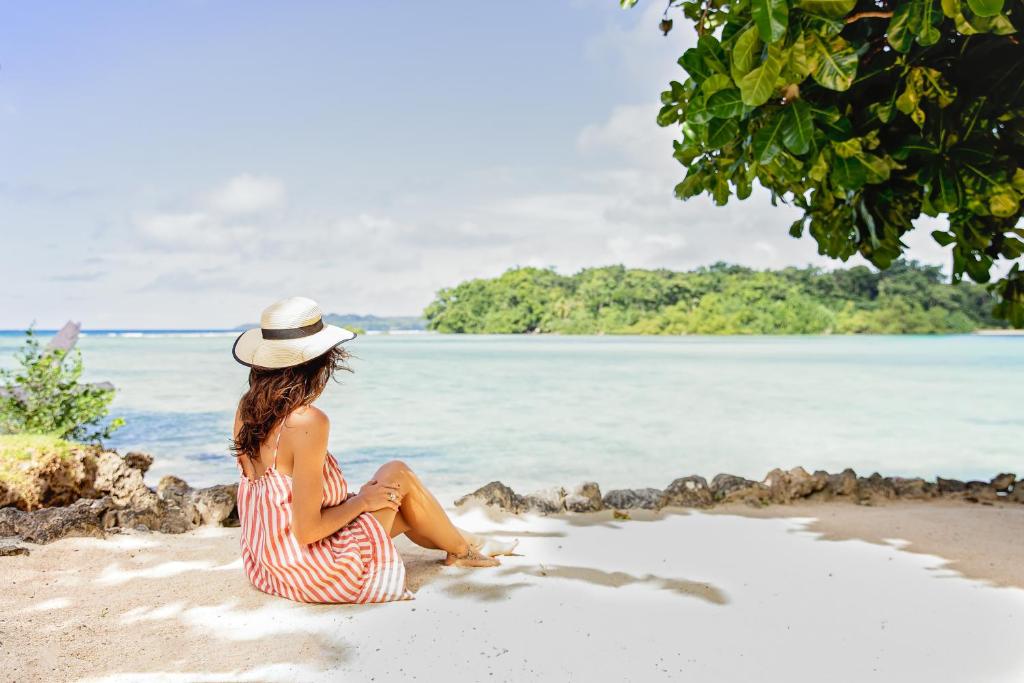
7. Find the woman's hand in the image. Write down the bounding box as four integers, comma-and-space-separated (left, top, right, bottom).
355, 479, 402, 513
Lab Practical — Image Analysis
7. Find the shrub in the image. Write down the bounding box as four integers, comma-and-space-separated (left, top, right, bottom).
0, 329, 123, 443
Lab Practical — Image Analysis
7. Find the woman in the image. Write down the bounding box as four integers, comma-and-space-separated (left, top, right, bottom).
230, 296, 512, 604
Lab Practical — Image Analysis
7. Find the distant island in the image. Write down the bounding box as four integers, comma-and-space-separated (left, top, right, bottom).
237, 313, 425, 334
423, 261, 1006, 335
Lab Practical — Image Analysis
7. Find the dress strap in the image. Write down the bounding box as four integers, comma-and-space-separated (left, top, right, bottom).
271, 418, 286, 469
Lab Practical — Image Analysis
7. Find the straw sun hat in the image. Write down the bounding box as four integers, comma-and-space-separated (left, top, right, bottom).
232, 296, 357, 369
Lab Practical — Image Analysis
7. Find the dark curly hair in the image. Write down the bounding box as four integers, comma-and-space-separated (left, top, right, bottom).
231, 346, 352, 460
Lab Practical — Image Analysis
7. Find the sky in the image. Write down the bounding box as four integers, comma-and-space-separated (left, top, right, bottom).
0, 1, 951, 328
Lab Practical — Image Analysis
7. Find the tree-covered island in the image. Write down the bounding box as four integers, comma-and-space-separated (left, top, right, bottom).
424, 261, 1004, 334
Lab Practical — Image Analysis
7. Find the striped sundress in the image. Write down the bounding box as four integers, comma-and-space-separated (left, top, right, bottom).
235, 422, 413, 604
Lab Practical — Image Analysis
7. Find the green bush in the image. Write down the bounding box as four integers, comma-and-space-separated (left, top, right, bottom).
0, 329, 123, 443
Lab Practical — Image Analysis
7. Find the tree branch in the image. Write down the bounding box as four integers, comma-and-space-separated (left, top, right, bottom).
845, 10, 893, 23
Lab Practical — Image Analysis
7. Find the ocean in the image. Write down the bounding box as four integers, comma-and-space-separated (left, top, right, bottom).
1, 331, 1021, 503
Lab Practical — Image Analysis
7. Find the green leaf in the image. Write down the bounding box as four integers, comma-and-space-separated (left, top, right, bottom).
784, 36, 812, 80
739, 44, 785, 106
752, 0, 789, 42
620, 0, 639, 8
753, 113, 787, 163
731, 26, 762, 83
698, 35, 730, 75
707, 117, 741, 148
782, 100, 814, 154
918, 0, 941, 45
932, 166, 962, 212
887, 2, 918, 52
688, 95, 712, 124
1012, 168, 1024, 193
657, 103, 680, 126
990, 187, 1020, 217
966, 0, 1003, 16
809, 151, 829, 182
706, 88, 746, 118
809, 35, 857, 91
818, 114, 853, 140
831, 155, 868, 190
680, 48, 711, 82
931, 230, 956, 246
862, 154, 891, 184
795, 0, 856, 19
701, 73, 735, 98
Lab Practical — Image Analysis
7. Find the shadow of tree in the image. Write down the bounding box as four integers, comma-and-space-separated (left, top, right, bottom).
498, 563, 729, 605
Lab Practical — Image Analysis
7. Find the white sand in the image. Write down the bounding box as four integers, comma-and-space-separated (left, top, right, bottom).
3, 504, 1024, 682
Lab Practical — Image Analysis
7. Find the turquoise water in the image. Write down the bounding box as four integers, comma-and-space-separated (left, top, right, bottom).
1, 333, 1021, 502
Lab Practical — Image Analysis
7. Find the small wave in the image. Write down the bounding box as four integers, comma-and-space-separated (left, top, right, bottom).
81, 331, 239, 339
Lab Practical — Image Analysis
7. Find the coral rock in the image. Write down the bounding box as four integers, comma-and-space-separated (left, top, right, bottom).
602, 488, 663, 510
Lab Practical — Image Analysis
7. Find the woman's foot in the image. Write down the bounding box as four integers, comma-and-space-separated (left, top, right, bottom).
478, 537, 519, 557
444, 547, 500, 567
460, 529, 519, 558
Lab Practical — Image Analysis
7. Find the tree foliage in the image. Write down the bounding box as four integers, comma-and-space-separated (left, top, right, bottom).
423, 261, 1001, 334
0, 330, 123, 443
622, 0, 1024, 325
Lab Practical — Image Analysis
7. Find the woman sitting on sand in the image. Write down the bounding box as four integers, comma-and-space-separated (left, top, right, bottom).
230, 296, 513, 604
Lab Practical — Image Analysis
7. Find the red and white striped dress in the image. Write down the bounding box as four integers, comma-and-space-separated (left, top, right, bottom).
236, 423, 413, 604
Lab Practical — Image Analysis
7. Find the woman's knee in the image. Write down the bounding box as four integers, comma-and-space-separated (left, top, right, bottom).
376, 460, 414, 487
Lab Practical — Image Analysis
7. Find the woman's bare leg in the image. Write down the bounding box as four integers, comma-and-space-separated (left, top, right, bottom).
367, 461, 498, 567
390, 510, 514, 556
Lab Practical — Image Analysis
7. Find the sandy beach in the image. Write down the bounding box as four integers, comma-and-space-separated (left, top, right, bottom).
4, 501, 1024, 682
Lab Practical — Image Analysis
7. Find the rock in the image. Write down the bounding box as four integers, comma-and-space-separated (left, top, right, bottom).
154, 477, 239, 526
521, 487, 567, 514
827, 469, 859, 497
856, 473, 896, 504
0, 539, 30, 556
454, 481, 523, 512
936, 477, 966, 494
157, 475, 192, 501
602, 488, 663, 510
114, 499, 195, 534
660, 476, 713, 508
762, 467, 827, 503
0, 496, 114, 543
710, 474, 752, 499
964, 481, 999, 504
990, 473, 1016, 492
94, 451, 158, 509
709, 474, 770, 505
0, 479, 19, 508
1, 444, 101, 511
123, 451, 153, 474
191, 484, 239, 526
565, 482, 603, 513
1008, 486, 1024, 504
892, 477, 934, 500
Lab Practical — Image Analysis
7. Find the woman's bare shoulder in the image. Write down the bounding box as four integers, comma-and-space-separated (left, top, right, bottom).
287, 405, 330, 431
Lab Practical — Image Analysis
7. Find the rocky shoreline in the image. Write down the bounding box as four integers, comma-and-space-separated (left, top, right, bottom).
0, 446, 237, 553
1, 447, 1021, 555
454, 467, 1023, 514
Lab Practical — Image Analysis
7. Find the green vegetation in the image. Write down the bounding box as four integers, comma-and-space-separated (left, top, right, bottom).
623, 0, 1024, 325
0, 330, 123, 443
423, 261, 1002, 334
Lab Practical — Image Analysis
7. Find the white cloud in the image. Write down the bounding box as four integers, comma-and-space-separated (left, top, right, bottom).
206, 174, 286, 215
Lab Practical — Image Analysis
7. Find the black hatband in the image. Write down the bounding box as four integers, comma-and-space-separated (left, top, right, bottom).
261, 319, 324, 340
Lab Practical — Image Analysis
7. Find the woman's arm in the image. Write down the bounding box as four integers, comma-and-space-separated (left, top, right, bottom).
289, 409, 399, 545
